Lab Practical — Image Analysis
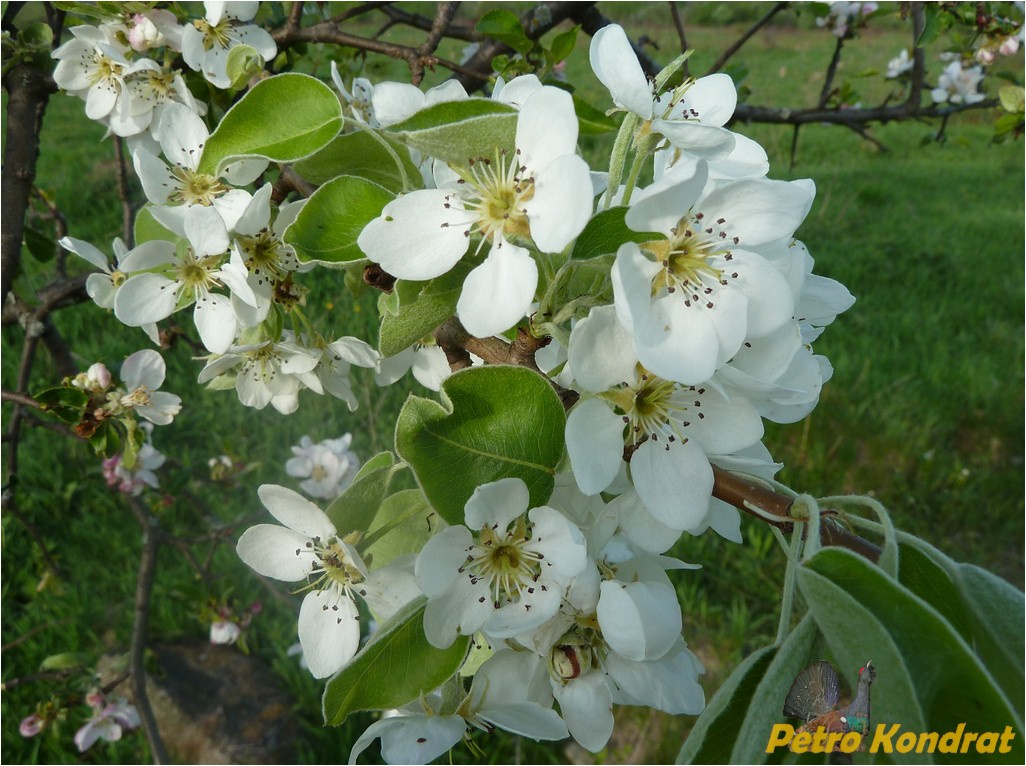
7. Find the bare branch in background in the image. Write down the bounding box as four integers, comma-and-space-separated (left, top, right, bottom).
113, 137, 135, 248
668, 2, 690, 76
705, 2, 788, 75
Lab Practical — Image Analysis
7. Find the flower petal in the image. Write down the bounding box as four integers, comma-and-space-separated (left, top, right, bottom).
299, 589, 361, 678
597, 580, 681, 661
114, 273, 179, 326
565, 399, 625, 495
631, 439, 713, 531
589, 24, 653, 119
456, 241, 537, 337
257, 484, 336, 538
236, 523, 320, 581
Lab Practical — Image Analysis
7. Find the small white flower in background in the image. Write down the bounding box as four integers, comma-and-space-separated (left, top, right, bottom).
103, 423, 166, 496
210, 619, 242, 645
815, 1, 878, 37
74, 693, 140, 752
414, 477, 589, 648
931, 60, 986, 104
886, 49, 914, 79
181, 1, 277, 89
286, 434, 361, 500
118, 350, 182, 426
236, 485, 412, 678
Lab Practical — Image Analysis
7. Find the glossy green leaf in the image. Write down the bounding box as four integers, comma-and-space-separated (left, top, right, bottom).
386, 99, 517, 166
800, 549, 1023, 761
322, 597, 469, 725
33, 386, 88, 424
23, 226, 55, 263
570, 207, 659, 260
731, 615, 820, 764
292, 131, 420, 193
549, 26, 579, 63
476, 10, 533, 55
677, 645, 777, 764
199, 73, 343, 175
351, 451, 396, 483
395, 366, 565, 525
359, 489, 437, 569
378, 262, 472, 357
134, 206, 176, 245
283, 175, 393, 265
325, 456, 405, 536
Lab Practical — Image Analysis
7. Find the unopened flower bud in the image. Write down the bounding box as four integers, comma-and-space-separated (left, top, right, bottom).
19, 714, 44, 737
999, 36, 1021, 57
549, 643, 592, 682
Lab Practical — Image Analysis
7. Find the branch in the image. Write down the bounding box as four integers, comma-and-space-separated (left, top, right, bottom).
710, 466, 882, 562
706, 3, 787, 75
126, 496, 169, 765
1, 63, 57, 303
668, 2, 690, 75
378, 4, 482, 42
113, 136, 135, 248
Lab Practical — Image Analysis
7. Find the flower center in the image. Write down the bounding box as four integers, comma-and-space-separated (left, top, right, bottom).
450, 149, 534, 246
119, 386, 152, 409
602, 367, 709, 447
236, 229, 296, 285
195, 18, 233, 51
175, 252, 223, 298
461, 516, 544, 607
311, 464, 329, 482
89, 53, 123, 87
643, 212, 739, 310
169, 167, 227, 207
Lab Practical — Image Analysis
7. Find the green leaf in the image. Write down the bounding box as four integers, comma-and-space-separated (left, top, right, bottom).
351, 451, 396, 482
386, 99, 518, 166
476, 10, 534, 55
574, 94, 618, 135
198, 73, 343, 175
322, 597, 469, 725
283, 175, 394, 265
571, 207, 658, 260
134, 206, 176, 245
325, 457, 405, 536
898, 542, 974, 641
917, 5, 944, 47
731, 615, 820, 764
23, 226, 55, 263
395, 366, 565, 525
378, 262, 472, 357
677, 645, 777, 764
800, 549, 1023, 760
33, 387, 88, 424
291, 131, 420, 193
999, 85, 1025, 114
39, 652, 91, 671
549, 26, 579, 63
359, 489, 437, 569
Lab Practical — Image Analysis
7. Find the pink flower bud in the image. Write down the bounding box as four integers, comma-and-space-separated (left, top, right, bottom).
999, 36, 1021, 57
976, 47, 997, 65
19, 714, 44, 737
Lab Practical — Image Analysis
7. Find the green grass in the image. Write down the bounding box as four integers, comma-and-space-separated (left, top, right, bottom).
3, 4, 1024, 764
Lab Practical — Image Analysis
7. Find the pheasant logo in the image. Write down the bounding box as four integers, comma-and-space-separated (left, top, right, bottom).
767, 660, 876, 754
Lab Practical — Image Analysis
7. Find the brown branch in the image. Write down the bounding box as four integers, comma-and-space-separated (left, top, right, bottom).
379, 4, 482, 42
819, 34, 847, 109
408, 2, 462, 85
710, 466, 882, 562
126, 496, 169, 765
706, 2, 787, 75
113, 137, 135, 249
732, 96, 996, 128
668, 2, 690, 76
2, 618, 74, 653
1, 63, 58, 303
271, 165, 317, 204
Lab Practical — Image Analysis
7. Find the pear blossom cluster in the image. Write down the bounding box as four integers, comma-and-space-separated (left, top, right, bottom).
226, 23, 854, 763
814, 1, 879, 38
52, 8, 863, 763
51, 2, 275, 141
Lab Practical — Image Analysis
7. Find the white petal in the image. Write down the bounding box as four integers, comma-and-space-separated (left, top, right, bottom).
589, 24, 653, 119
606, 640, 705, 714
349, 716, 465, 766
415, 525, 472, 598
610, 242, 660, 334
567, 304, 637, 393
597, 580, 681, 661
114, 273, 179, 326
119, 240, 177, 271
677, 73, 737, 126
257, 484, 336, 538
86, 274, 117, 308
370, 82, 426, 128
410, 346, 451, 391
422, 571, 492, 649
236, 524, 319, 581
565, 399, 624, 495
456, 242, 537, 337
133, 150, 174, 205
193, 294, 237, 354
464, 477, 530, 531
299, 589, 361, 678
60, 236, 108, 270
517, 86, 578, 170
184, 205, 229, 256
525, 154, 593, 253
631, 439, 713, 531
357, 191, 469, 280
651, 120, 736, 159
159, 102, 208, 170
626, 161, 708, 236
121, 348, 166, 390
608, 491, 683, 554
232, 182, 272, 235
555, 672, 614, 752
635, 295, 720, 386
526, 506, 588, 580
212, 189, 254, 231
700, 177, 814, 247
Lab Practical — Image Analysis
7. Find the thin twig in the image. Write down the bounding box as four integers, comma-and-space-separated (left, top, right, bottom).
668, 2, 690, 76
706, 2, 787, 75
126, 496, 169, 765
2, 618, 74, 652
819, 34, 846, 109
113, 136, 134, 249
